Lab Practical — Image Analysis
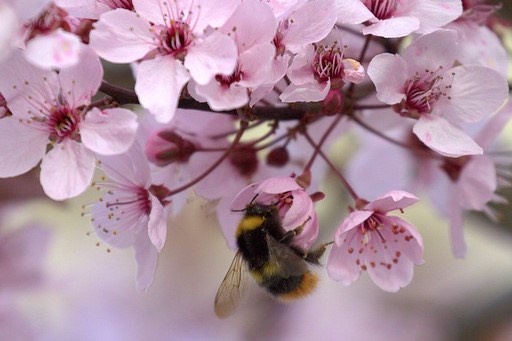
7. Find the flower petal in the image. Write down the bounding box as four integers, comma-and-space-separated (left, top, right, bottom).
413, 115, 483, 157
0, 117, 47, 177
40, 140, 95, 200
367, 53, 408, 105
133, 231, 158, 292
135, 56, 190, 123
436, 65, 508, 124
24, 29, 82, 69
90, 8, 155, 63
326, 238, 362, 286
365, 190, 419, 213
147, 195, 167, 252
362, 17, 420, 38
185, 31, 237, 85
81, 107, 138, 155
334, 210, 373, 244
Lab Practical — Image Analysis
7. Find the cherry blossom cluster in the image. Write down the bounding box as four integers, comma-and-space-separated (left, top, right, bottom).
0, 0, 510, 294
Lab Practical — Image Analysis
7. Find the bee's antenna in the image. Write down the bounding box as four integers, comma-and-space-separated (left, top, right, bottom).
249, 193, 259, 205
231, 193, 260, 212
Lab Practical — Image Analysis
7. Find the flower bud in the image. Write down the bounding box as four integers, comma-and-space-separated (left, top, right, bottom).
266, 146, 289, 167
146, 130, 196, 167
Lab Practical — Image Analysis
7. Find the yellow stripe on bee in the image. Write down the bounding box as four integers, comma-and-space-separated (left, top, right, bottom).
236, 216, 264, 237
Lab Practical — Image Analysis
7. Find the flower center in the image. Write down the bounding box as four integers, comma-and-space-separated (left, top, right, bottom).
215, 64, 243, 87
312, 43, 345, 87
398, 68, 452, 117
363, 0, 398, 20
47, 106, 80, 142
160, 21, 193, 60
105, 186, 152, 216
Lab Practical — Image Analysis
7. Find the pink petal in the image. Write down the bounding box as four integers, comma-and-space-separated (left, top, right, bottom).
367, 53, 408, 105
279, 81, 331, 103
326, 238, 362, 286
97, 143, 151, 188
57, 46, 103, 107
0, 50, 56, 117
238, 43, 275, 88
362, 17, 420, 38
0, 117, 47, 177
135, 56, 190, 123
256, 176, 302, 194
458, 156, 496, 211
365, 190, 419, 213
290, 211, 319, 251
402, 29, 459, 74
334, 210, 373, 244
221, 0, 277, 53
193, 80, 248, 111
40, 140, 95, 200
147, 195, 167, 252
436, 65, 508, 124
132, 0, 170, 25
286, 45, 316, 85
0, 4, 17, 61
8, 0, 51, 20
185, 31, 237, 85
413, 116, 483, 157
409, 0, 462, 34
55, 0, 110, 19
281, 190, 314, 230
24, 29, 82, 69
133, 231, 158, 292
90, 8, 155, 63
475, 101, 512, 149
335, 0, 374, 24
283, 0, 337, 53
80, 107, 138, 155
448, 187, 466, 258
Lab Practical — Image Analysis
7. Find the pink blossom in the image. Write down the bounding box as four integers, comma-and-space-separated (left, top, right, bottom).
0, 47, 138, 200
225, 176, 320, 251
91, 143, 170, 291
336, 0, 462, 38
55, 0, 134, 19
430, 100, 512, 257
367, 29, 508, 157
189, 0, 277, 111
90, 0, 239, 122
445, 1, 508, 77
327, 191, 424, 292
250, 0, 337, 105
280, 31, 365, 103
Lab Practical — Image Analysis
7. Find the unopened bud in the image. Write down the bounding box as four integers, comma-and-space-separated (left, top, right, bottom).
266, 146, 289, 167
230, 144, 259, 176
146, 130, 196, 167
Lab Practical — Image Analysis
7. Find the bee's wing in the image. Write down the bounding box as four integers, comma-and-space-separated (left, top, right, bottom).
266, 235, 308, 277
214, 251, 247, 318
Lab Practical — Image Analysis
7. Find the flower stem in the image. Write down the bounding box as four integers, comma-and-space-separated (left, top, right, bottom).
303, 131, 360, 201
167, 120, 249, 196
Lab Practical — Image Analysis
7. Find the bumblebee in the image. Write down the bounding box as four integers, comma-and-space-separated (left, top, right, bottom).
214, 202, 328, 318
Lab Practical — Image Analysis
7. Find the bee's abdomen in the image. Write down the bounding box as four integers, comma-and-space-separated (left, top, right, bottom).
263, 272, 319, 301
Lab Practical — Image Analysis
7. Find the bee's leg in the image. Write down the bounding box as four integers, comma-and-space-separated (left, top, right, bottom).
279, 216, 312, 244
304, 241, 333, 264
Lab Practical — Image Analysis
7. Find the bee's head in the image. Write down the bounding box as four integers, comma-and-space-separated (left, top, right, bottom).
244, 203, 277, 218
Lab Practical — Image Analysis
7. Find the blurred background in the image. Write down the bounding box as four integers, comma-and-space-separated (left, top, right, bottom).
1, 2, 512, 340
